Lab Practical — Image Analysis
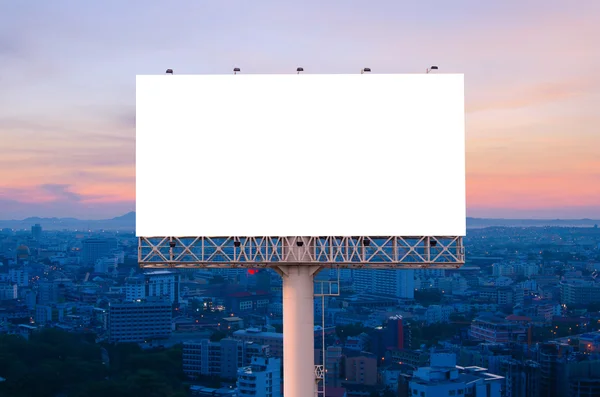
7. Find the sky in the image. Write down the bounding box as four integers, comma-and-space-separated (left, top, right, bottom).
1, 0, 599, 220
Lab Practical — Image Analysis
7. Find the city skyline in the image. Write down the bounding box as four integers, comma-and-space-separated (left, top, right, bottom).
1, 0, 599, 220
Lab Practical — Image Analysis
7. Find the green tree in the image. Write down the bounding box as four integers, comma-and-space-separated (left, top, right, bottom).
210, 330, 228, 342
0, 329, 188, 397
336, 323, 366, 339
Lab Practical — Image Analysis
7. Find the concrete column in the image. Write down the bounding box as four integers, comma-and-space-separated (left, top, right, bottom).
280, 264, 318, 397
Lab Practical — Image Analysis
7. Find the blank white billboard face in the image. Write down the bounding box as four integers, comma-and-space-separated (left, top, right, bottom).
136, 74, 465, 237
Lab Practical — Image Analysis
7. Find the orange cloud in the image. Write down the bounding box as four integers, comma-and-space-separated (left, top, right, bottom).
466, 78, 597, 113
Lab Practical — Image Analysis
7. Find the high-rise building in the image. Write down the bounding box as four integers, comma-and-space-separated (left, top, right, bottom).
37, 280, 59, 304
0, 283, 17, 300
500, 359, 541, 397
125, 276, 146, 301
108, 297, 172, 343
345, 353, 378, 385
324, 346, 343, 387
81, 238, 112, 266
353, 269, 415, 299
8, 268, 28, 287
560, 280, 600, 306
31, 224, 42, 241
386, 315, 406, 350
237, 356, 281, 397
183, 338, 269, 380
537, 343, 572, 397
568, 361, 600, 397
145, 270, 181, 304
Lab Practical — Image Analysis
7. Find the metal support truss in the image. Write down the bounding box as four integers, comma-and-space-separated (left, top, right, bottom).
314, 266, 340, 397
315, 365, 325, 381
138, 236, 464, 268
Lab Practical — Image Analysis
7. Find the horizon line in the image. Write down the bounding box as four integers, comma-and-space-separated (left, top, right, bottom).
1, 211, 599, 223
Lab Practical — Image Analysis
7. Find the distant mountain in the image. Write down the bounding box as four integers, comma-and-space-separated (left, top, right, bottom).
0, 212, 136, 231
110, 211, 136, 222
466, 217, 599, 228
0, 212, 597, 232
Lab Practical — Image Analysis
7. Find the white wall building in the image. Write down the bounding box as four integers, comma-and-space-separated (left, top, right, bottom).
237, 356, 281, 397
425, 305, 455, 324
0, 283, 17, 300
95, 257, 118, 274
125, 276, 146, 301
8, 269, 29, 287
145, 270, 181, 304
183, 338, 269, 380
408, 353, 504, 397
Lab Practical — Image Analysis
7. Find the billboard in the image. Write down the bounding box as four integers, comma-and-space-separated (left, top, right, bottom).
136, 74, 465, 237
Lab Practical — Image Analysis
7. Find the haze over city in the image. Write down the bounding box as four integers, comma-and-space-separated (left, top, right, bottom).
1, 0, 599, 220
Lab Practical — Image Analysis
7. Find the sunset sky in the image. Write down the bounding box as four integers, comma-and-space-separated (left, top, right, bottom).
1, 0, 599, 220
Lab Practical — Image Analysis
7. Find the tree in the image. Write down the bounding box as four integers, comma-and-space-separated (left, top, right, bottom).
382, 389, 396, 397
210, 275, 226, 284
0, 329, 188, 397
210, 330, 228, 342
336, 323, 366, 339
414, 290, 443, 305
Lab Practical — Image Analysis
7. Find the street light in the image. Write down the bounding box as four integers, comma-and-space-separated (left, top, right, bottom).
233, 67, 241, 75
296, 67, 304, 74
361, 68, 371, 74
166, 69, 173, 74
426, 66, 438, 74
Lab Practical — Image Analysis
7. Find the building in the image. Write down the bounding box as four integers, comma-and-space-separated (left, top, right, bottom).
469, 315, 528, 344
95, 257, 118, 274
537, 342, 572, 397
0, 283, 17, 300
189, 386, 236, 397
371, 320, 413, 364
145, 270, 181, 304
125, 276, 146, 301
500, 359, 540, 397
577, 333, 600, 354
237, 356, 281, 397
344, 353, 378, 386
386, 349, 430, 368
233, 328, 283, 358
560, 280, 600, 306
408, 353, 504, 397
568, 361, 600, 397
353, 269, 415, 299
34, 304, 73, 325
123, 272, 181, 304
37, 280, 59, 304
81, 238, 114, 266
31, 224, 42, 240
224, 290, 271, 313
183, 338, 269, 380
108, 297, 172, 343
324, 346, 343, 388
425, 305, 455, 324
16, 244, 30, 264
8, 268, 28, 287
